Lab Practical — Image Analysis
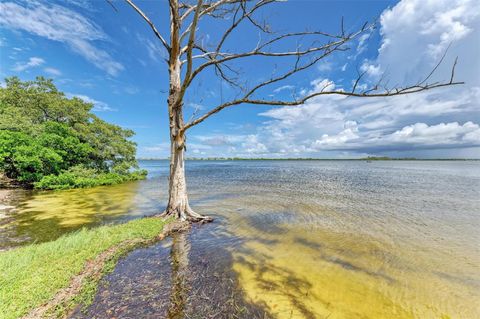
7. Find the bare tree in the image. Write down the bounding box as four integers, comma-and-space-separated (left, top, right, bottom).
118, 0, 462, 222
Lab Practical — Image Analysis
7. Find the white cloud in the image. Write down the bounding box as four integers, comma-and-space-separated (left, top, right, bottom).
355, 33, 370, 57
310, 122, 480, 151
44, 67, 61, 76
183, 0, 479, 158
195, 134, 246, 146
67, 93, 116, 112
387, 122, 480, 145
311, 121, 359, 149
0, 1, 124, 76
12, 56, 44, 71
241, 135, 268, 154
273, 85, 295, 93
136, 33, 168, 62
317, 60, 332, 72
373, 0, 480, 85
245, 0, 480, 158
134, 0, 479, 159
187, 102, 205, 111
143, 143, 170, 153
64, 0, 95, 11
360, 61, 381, 77
124, 86, 139, 95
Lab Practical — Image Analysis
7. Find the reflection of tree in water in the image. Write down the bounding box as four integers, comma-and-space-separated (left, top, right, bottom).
73, 220, 271, 318
167, 232, 190, 319
165, 225, 271, 318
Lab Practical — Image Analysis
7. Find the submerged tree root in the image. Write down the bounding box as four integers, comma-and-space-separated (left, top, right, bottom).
160, 205, 214, 223
21, 219, 190, 319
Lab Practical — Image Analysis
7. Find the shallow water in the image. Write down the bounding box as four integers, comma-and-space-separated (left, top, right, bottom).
1, 160, 480, 318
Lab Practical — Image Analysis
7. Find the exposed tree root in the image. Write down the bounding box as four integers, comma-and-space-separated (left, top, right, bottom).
160, 204, 213, 223
21, 219, 190, 319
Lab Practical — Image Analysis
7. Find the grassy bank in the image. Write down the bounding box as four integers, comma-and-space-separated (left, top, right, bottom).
0, 217, 170, 319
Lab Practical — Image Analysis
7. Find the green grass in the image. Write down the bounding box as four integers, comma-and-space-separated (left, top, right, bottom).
0, 217, 169, 319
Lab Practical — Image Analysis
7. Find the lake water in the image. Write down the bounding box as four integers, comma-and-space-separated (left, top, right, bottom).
1, 160, 479, 318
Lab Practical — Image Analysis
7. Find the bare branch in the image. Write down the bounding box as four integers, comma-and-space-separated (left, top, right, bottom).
180, 0, 204, 99
106, 0, 118, 12
190, 43, 245, 89
124, 0, 170, 53
182, 18, 372, 88
183, 80, 463, 130
450, 56, 458, 84
180, 0, 244, 35
242, 42, 348, 100
214, 0, 276, 55
169, 0, 182, 59
418, 43, 450, 86
120, 0, 463, 140
352, 68, 367, 94
184, 34, 356, 89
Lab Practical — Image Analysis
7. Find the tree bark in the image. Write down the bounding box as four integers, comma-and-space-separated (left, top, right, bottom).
164, 68, 211, 221
165, 129, 211, 221
163, 0, 211, 222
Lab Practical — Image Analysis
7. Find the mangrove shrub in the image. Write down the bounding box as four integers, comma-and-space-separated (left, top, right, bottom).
0, 76, 146, 189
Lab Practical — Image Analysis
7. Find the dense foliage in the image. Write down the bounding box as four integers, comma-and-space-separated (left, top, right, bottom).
0, 77, 146, 189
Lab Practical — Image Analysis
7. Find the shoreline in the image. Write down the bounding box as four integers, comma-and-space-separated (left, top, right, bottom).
0, 217, 176, 319
138, 158, 480, 161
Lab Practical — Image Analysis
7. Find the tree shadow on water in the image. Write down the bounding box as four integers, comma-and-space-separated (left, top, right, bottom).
234, 252, 322, 319
71, 219, 274, 319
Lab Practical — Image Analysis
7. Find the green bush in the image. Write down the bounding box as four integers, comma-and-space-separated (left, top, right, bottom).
0, 76, 146, 189
34, 165, 147, 190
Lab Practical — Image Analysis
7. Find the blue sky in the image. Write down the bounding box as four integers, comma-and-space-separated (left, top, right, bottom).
1, 0, 479, 158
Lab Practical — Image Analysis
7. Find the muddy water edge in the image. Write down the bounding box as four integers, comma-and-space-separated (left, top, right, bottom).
70, 219, 271, 319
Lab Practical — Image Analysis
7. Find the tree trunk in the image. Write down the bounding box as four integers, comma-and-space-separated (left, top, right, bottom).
163, 98, 211, 221
163, 82, 211, 221
162, 0, 211, 223
164, 109, 212, 221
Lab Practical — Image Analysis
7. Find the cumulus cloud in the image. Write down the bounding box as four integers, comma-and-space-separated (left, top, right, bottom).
354, 33, 370, 58
0, 1, 124, 76
310, 122, 480, 152
387, 122, 480, 145
135, 0, 479, 159
311, 121, 359, 149
12, 57, 44, 71
180, 0, 480, 158
242, 0, 480, 158
370, 0, 480, 85
67, 93, 116, 112
43, 67, 61, 76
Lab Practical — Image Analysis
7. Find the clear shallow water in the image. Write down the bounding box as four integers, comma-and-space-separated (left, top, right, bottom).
1, 160, 480, 318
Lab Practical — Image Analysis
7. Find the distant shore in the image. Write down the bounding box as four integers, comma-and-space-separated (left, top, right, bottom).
137, 157, 479, 161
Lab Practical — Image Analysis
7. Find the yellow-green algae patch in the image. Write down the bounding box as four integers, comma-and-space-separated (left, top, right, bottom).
221, 200, 480, 319
14, 182, 142, 228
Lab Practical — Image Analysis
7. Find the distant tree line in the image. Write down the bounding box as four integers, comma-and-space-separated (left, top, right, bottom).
137, 157, 474, 161
0, 77, 146, 189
